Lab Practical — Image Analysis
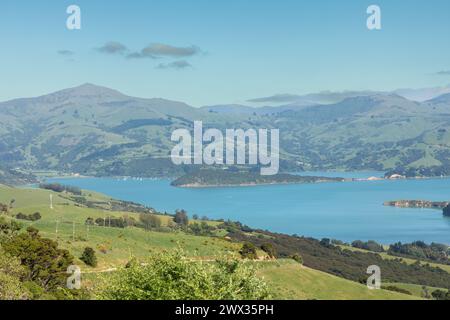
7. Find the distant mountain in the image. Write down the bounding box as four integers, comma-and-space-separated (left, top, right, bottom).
425, 92, 450, 106
202, 101, 319, 115
247, 90, 382, 106
395, 85, 450, 102
2, 84, 450, 178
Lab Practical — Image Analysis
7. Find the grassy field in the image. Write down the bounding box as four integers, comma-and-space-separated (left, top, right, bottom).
257, 260, 420, 300
0, 185, 240, 270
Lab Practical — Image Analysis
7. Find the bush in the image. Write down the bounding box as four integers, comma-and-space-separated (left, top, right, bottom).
39, 183, 82, 195
261, 243, 276, 258
352, 240, 384, 253
382, 285, 412, 295
80, 247, 97, 267
96, 249, 270, 300
431, 289, 450, 300
174, 210, 189, 226
139, 214, 161, 231
15, 212, 41, 222
291, 253, 303, 264
239, 242, 258, 260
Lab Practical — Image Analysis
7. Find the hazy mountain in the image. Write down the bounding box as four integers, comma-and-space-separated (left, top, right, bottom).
1, 84, 450, 177
425, 92, 450, 106
247, 90, 381, 106
395, 85, 450, 102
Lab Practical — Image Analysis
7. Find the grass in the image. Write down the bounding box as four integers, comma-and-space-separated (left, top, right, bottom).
0, 185, 240, 270
257, 260, 421, 300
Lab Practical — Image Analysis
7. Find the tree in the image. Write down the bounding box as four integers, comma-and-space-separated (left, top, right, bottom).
239, 242, 258, 260
80, 247, 97, 267
0, 248, 29, 300
320, 238, 331, 247
192, 214, 199, 220
174, 210, 189, 226
290, 253, 303, 264
139, 214, 161, 231
432, 289, 450, 300
2, 227, 74, 291
97, 249, 269, 300
261, 243, 276, 258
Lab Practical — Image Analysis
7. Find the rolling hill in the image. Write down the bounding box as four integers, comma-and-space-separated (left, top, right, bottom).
1, 84, 450, 178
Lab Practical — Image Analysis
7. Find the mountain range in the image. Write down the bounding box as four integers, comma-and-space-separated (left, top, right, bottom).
1, 83, 450, 180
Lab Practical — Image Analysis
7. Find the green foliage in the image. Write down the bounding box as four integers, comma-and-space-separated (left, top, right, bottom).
382, 285, 412, 296
39, 183, 82, 195
431, 289, 450, 300
388, 241, 449, 265
171, 169, 343, 187
0, 217, 22, 238
290, 253, 303, 265
139, 213, 162, 231
97, 249, 270, 300
15, 212, 41, 222
228, 229, 450, 289
352, 240, 384, 253
174, 210, 189, 226
261, 243, 276, 258
189, 222, 215, 236
239, 242, 258, 260
80, 247, 97, 267
0, 248, 30, 300
2, 227, 74, 291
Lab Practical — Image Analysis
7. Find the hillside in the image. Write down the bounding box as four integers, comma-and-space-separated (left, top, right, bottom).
2, 84, 450, 178
257, 260, 419, 300
0, 184, 434, 300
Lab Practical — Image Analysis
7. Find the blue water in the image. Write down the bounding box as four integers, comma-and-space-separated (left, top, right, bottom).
49, 173, 450, 245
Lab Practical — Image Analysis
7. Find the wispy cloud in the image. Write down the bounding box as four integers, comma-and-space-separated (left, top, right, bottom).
247, 94, 301, 103
156, 60, 192, 70
58, 50, 75, 56
436, 70, 450, 76
96, 42, 128, 55
128, 43, 200, 59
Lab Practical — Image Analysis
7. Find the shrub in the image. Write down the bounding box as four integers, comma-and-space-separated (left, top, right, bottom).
2, 227, 74, 291
383, 285, 412, 295
96, 249, 270, 300
431, 289, 450, 300
80, 247, 97, 267
239, 242, 258, 260
139, 214, 161, 231
174, 210, 189, 226
261, 243, 276, 258
291, 253, 303, 264
15, 212, 41, 222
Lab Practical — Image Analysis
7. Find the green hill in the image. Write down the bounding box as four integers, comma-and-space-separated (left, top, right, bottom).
257, 260, 420, 300
2, 84, 450, 178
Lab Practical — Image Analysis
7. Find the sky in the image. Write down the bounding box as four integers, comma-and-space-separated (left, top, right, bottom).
0, 0, 450, 106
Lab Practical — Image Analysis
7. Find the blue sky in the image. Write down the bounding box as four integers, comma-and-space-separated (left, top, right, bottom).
1, 0, 450, 106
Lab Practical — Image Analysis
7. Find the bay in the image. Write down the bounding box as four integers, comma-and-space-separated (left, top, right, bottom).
50, 172, 450, 245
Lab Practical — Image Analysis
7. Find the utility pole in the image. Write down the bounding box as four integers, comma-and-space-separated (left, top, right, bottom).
72, 221, 75, 241
86, 224, 90, 241
50, 194, 53, 210
55, 220, 59, 240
